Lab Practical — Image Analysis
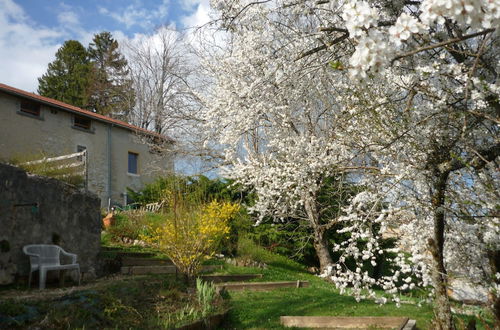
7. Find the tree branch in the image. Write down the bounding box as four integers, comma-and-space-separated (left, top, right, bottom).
319, 26, 348, 33
439, 143, 500, 173
391, 28, 496, 64
295, 33, 349, 61
228, 1, 271, 26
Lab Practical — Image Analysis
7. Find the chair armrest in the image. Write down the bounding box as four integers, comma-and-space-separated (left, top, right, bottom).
26, 254, 40, 266
60, 249, 78, 264
22, 249, 41, 269
24, 251, 40, 258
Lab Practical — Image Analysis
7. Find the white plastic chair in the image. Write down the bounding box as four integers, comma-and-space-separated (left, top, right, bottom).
23, 244, 81, 289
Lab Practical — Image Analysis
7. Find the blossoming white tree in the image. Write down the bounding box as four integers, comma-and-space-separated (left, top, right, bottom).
202, 1, 499, 329
200, 8, 357, 271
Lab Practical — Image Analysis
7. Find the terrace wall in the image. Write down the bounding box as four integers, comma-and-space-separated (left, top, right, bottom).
0, 163, 101, 284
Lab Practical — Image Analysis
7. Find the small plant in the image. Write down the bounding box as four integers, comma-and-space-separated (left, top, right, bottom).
196, 279, 216, 317
0, 300, 27, 317
159, 305, 202, 328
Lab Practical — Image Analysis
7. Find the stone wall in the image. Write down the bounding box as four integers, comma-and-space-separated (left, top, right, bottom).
0, 163, 101, 284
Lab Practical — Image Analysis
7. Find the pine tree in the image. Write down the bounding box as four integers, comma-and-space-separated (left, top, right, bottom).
38, 40, 91, 108
87, 32, 135, 119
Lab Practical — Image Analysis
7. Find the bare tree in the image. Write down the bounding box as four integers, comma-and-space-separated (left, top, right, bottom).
124, 27, 224, 175
125, 27, 196, 136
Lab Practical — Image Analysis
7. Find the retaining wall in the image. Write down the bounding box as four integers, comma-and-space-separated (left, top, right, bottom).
0, 163, 101, 283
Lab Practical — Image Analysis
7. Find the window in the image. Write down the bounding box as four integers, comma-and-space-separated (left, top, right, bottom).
73, 115, 91, 130
20, 100, 41, 116
128, 152, 138, 174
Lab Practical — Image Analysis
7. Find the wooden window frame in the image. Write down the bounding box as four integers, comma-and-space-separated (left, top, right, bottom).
73, 115, 92, 130
20, 100, 41, 117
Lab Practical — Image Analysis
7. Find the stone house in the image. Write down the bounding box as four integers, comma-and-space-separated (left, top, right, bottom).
0, 83, 174, 208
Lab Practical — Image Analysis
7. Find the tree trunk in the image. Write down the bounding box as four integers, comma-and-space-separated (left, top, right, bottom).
312, 228, 334, 272
304, 195, 333, 272
429, 171, 454, 330
487, 250, 500, 329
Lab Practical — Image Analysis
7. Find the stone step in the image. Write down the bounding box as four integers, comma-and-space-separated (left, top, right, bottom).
121, 257, 173, 266
280, 316, 414, 329
121, 265, 176, 275
216, 280, 309, 292
100, 248, 155, 258
121, 264, 223, 275
200, 274, 263, 283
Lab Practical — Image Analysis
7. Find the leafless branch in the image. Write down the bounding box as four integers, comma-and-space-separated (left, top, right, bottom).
229, 1, 272, 26
319, 26, 348, 33
295, 33, 349, 61
391, 28, 496, 64
439, 143, 500, 173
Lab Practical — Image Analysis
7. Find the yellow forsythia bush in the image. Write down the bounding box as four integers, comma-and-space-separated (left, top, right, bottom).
141, 200, 239, 278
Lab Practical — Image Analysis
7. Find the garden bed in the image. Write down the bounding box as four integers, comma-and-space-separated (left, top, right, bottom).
0, 274, 227, 329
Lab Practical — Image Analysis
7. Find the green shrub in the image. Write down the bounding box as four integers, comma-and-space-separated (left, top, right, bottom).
101, 231, 113, 246
236, 236, 306, 273
237, 236, 279, 264
245, 220, 318, 265
106, 212, 165, 243
125, 174, 253, 257
126, 174, 251, 208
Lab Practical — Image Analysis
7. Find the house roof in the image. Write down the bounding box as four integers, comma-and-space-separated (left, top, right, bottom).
0, 83, 172, 142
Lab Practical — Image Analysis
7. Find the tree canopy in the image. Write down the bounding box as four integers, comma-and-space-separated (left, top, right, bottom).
87, 32, 135, 118
37, 40, 91, 108
38, 32, 134, 117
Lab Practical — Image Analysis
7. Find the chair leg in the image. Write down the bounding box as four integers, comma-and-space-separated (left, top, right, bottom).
39, 268, 47, 290
28, 271, 32, 289
77, 267, 81, 286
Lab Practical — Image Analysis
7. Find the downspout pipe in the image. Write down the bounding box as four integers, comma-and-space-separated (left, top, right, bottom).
107, 124, 112, 209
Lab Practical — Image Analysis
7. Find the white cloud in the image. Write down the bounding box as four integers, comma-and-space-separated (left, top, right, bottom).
181, 0, 212, 29
98, 0, 170, 30
0, 0, 24, 20
56, 5, 93, 42
0, 1, 101, 92
0, 0, 62, 92
57, 10, 79, 26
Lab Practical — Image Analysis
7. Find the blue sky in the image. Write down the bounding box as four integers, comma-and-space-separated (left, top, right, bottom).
0, 0, 211, 92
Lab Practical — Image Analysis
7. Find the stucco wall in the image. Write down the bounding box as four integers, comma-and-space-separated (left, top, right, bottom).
0, 91, 173, 208
0, 163, 101, 280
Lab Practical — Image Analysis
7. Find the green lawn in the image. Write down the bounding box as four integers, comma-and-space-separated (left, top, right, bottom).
216, 238, 484, 329
221, 266, 434, 327
227, 288, 433, 329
